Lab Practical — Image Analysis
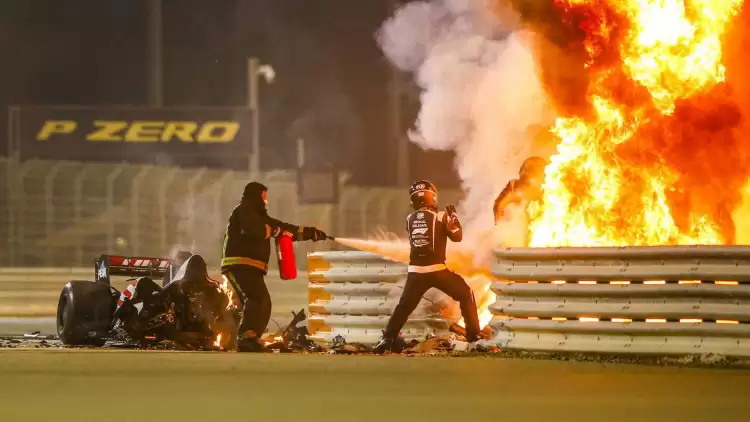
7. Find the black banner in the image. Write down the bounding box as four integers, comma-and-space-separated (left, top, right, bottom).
14, 106, 254, 168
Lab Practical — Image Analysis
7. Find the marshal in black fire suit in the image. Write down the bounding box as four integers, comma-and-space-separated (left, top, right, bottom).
221, 182, 327, 352
374, 180, 481, 353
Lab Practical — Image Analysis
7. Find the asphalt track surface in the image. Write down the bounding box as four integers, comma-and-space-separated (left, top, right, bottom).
0, 349, 749, 422
0, 317, 55, 335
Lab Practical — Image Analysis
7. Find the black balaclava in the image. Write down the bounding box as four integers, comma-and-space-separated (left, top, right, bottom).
241, 182, 268, 214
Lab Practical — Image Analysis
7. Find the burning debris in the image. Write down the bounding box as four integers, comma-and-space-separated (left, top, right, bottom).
260, 309, 322, 353
325, 331, 500, 356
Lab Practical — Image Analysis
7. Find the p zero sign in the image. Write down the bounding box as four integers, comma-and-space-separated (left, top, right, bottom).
13, 106, 253, 167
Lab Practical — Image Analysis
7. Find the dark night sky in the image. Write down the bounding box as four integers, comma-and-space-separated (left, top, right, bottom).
0, 0, 458, 187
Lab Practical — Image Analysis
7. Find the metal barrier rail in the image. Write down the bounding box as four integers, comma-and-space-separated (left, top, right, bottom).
307, 251, 452, 344
0, 267, 96, 317
489, 246, 750, 357
0, 267, 191, 317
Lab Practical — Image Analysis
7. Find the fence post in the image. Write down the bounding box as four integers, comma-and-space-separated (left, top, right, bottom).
380, 190, 401, 234
360, 189, 381, 238
212, 171, 233, 258
6, 107, 17, 265
130, 166, 153, 256
44, 162, 68, 266
73, 166, 89, 266
15, 159, 38, 265
333, 172, 350, 242
186, 168, 207, 246
106, 164, 125, 254
337, 188, 354, 244
158, 168, 179, 254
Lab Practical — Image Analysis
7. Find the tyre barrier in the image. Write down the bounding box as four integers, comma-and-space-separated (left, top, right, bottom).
489, 246, 750, 357
307, 251, 453, 344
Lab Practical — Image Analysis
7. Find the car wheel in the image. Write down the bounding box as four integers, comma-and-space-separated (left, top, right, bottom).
57, 281, 115, 347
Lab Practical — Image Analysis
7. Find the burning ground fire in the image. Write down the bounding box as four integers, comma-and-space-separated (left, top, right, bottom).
212, 275, 239, 349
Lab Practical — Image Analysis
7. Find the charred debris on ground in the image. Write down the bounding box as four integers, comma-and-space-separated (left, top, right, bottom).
3, 317, 750, 370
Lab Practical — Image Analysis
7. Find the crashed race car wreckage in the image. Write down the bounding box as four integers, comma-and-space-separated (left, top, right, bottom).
56, 252, 239, 350
54, 251, 493, 354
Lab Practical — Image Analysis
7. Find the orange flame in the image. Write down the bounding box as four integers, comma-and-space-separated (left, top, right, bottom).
527, 0, 745, 247
263, 335, 284, 346
218, 275, 237, 311
213, 333, 223, 349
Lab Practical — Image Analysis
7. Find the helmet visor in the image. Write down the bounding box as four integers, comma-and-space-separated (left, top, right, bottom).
411, 190, 437, 208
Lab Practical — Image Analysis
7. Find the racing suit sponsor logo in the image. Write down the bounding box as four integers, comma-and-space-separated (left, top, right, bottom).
411, 227, 428, 235
410, 216, 430, 248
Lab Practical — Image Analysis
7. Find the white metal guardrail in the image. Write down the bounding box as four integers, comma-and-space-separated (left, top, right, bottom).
0, 267, 307, 323
0, 267, 95, 317
489, 246, 750, 357
307, 246, 750, 357
0, 266, 219, 317
307, 251, 453, 344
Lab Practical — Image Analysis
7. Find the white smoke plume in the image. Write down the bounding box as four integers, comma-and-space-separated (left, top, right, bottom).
377, 0, 554, 258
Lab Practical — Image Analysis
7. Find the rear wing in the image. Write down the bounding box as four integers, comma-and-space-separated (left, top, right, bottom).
95, 254, 172, 285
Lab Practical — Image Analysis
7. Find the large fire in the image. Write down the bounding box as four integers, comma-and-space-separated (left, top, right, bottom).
341, 0, 749, 340
526, 0, 747, 246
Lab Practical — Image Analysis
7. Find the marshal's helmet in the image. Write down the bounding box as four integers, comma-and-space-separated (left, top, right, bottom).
409, 180, 438, 210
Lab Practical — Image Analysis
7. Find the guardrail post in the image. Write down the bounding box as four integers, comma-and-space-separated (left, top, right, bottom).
106, 164, 125, 254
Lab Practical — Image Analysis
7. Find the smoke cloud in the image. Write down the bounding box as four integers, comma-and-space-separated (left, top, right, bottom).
377, 0, 555, 256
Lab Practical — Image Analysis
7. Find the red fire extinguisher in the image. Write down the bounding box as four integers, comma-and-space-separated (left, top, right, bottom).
275, 234, 297, 280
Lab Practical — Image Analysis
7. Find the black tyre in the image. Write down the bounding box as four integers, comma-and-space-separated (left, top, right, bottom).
57, 281, 115, 346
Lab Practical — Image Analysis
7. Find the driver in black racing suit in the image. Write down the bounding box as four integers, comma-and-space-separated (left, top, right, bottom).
373, 180, 481, 353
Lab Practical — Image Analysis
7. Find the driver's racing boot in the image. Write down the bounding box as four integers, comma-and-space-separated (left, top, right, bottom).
236, 331, 268, 353
373, 334, 405, 354
372, 336, 394, 354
